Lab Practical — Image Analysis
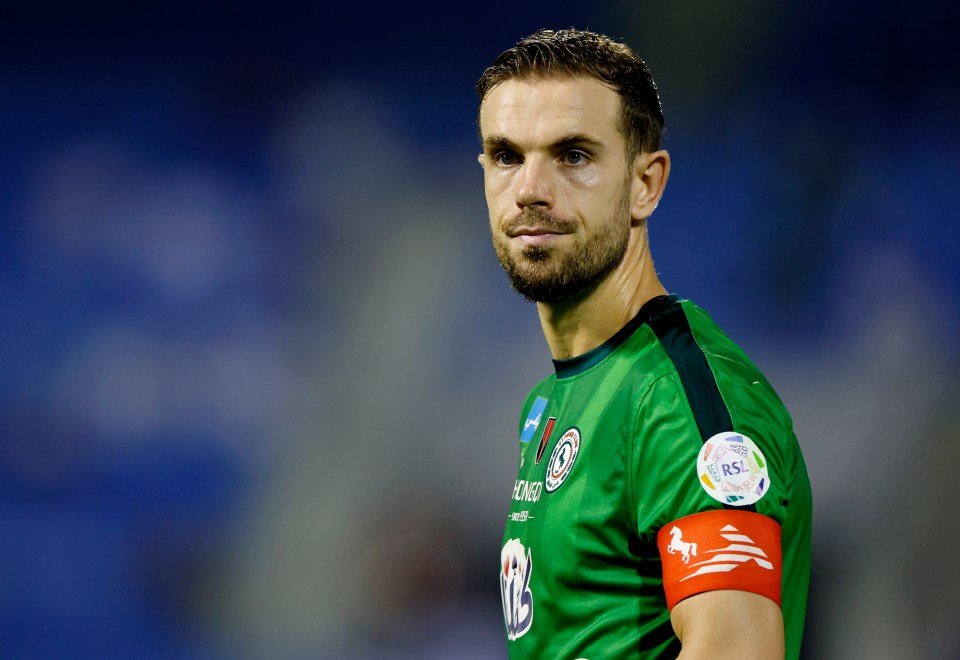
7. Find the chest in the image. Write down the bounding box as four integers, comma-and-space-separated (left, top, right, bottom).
503, 386, 638, 569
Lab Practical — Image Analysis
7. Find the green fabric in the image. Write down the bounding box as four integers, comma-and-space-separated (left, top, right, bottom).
500, 295, 811, 659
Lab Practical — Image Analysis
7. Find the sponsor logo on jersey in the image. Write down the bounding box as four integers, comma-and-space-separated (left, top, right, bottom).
500, 538, 534, 640
544, 427, 580, 493
535, 417, 556, 465
697, 432, 770, 506
520, 397, 549, 443
512, 479, 542, 503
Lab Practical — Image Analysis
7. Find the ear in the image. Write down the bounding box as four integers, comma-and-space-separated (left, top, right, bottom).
630, 150, 671, 223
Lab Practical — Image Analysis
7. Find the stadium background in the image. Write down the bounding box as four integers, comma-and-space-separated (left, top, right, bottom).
1, 1, 958, 658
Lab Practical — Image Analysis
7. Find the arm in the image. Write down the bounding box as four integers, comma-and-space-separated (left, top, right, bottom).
671, 590, 784, 660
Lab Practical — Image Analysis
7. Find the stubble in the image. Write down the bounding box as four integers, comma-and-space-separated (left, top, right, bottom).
491, 184, 632, 304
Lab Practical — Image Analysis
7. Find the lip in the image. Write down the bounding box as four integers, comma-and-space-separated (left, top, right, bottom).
509, 227, 566, 245
508, 227, 569, 244
510, 226, 561, 236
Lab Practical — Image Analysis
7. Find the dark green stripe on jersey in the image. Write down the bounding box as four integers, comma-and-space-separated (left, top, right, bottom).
646, 296, 756, 512
646, 297, 732, 442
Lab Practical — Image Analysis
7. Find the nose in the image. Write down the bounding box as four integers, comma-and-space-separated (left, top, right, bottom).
515, 157, 554, 210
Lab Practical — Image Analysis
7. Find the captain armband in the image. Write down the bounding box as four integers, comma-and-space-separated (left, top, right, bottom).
656, 509, 782, 610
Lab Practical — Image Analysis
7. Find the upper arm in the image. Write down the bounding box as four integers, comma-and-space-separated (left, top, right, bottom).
671, 590, 784, 659
630, 358, 801, 657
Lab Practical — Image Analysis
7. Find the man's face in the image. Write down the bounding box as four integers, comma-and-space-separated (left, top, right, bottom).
479, 76, 634, 303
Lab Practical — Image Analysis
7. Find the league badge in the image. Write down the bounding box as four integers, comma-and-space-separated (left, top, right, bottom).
544, 427, 580, 492
697, 432, 770, 506
500, 538, 534, 640
520, 397, 548, 443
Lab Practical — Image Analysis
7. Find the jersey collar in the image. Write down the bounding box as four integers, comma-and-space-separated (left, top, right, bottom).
552, 294, 679, 379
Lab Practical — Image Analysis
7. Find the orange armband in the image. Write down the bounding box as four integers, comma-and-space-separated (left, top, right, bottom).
656, 509, 782, 610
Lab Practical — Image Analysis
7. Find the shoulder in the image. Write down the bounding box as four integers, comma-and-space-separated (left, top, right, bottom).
631, 299, 805, 510
679, 300, 794, 436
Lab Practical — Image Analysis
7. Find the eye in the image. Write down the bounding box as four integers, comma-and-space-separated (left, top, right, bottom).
493, 150, 520, 166
562, 150, 588, 165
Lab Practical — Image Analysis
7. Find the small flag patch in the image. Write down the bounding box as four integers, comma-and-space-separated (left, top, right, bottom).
520, 397, 548, 443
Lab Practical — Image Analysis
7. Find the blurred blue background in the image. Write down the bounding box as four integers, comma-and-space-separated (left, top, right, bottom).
2, 1, 958, 658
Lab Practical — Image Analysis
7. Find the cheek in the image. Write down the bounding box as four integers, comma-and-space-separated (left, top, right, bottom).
484, 175, 513, 212
483, 183, 503, 230
555, 169, 606, 213
566, 168, 625, 211
485, 168, 514, 194
567, 166, 602, 189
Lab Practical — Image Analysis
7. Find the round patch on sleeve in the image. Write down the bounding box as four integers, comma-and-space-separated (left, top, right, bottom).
697, 432, 770, 506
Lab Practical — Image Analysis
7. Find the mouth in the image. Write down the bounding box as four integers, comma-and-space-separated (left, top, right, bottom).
508, 226, 570, 245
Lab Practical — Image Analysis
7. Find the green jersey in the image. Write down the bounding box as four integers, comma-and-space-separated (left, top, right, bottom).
500, 294, 811, 659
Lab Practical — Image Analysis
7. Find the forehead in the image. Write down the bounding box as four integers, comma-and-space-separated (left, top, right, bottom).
480, 76, 622, 145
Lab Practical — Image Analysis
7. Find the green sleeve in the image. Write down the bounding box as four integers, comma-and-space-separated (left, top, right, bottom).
630, 373, 794, 538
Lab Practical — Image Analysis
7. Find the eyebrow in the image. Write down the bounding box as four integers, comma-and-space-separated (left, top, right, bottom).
482, 134, 516, 151
552, 133, 605, 152
482, 133, 605, 153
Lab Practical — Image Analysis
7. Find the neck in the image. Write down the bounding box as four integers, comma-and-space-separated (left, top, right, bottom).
536, 224, 667, 360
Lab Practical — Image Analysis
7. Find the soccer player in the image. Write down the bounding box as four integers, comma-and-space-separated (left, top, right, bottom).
477, 29, 811, 659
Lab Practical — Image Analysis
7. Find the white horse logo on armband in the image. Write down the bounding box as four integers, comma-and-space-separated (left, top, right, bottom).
667, 526, 698, 564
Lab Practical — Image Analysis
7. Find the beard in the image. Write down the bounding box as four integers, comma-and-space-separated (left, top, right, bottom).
491, 185, 632, 304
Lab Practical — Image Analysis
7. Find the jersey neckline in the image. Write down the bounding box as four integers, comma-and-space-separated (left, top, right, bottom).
552, 294, 680, 379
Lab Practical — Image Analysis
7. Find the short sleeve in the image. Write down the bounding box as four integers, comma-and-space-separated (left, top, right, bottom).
630, 373, 792, 608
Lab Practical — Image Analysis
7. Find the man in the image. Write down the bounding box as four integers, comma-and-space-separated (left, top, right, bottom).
477, 29, 811, 658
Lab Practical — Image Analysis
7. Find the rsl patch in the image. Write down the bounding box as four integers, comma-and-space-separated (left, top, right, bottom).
697, 432, 770, 506
544, 427, 580, 492
520, 397, 549, 443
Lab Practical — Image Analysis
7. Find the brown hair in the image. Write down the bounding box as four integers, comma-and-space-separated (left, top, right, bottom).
476, 28, 665, 160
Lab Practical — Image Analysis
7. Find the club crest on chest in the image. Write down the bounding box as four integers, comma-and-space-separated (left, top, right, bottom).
544, 427, 581, 492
